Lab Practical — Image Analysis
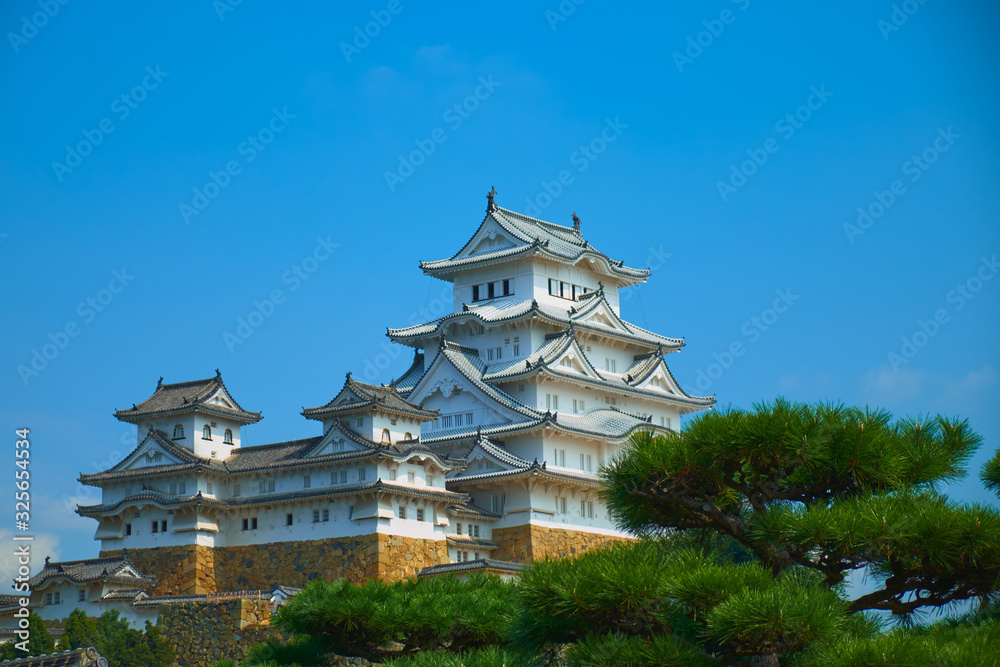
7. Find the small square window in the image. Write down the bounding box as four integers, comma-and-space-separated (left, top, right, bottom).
399, 505, 407, 520
303, 475, 311, 489
322, 509, 330, 522
124, 523, 132, 536
408, 471, 415, 484
416, 509, 425, 522
233, 484, 241, 497
388, 469, 396, 481
79, 589, 86, 602
286, 513, 293, 526
456, 522, 462, 535
151, 520, 159, 534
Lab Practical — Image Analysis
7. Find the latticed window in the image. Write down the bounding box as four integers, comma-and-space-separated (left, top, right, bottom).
173, 424, 184, 439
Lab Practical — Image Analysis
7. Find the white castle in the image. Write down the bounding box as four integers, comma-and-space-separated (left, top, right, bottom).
6, 193, 714, 628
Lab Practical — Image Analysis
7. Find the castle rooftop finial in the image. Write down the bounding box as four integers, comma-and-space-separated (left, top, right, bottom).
486, 186, 497, 211
157, 376, 163, 388
572, 211, 581, 232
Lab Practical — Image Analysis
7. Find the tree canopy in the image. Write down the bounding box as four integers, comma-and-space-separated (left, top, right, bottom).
602, 399, 1000, 617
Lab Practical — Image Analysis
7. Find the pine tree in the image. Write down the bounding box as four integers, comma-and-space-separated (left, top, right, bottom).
602, 400, 1000, 617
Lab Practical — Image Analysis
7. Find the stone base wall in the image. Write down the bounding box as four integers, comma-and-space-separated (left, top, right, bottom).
103, 534, 448, 595
158, 598, 273, 667
101, 545, 215, 596
493, 524, 631, 563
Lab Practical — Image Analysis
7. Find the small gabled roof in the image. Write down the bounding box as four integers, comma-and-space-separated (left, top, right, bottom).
485, 331, 714, 412
114, 371, 261, 425
622, 348, 715, 410
79, 429, 228, 486
484, 327, 603, 382
419, 203, 649, 284
302, 373, 439, 422
28, 554, 156, 589
408, 341, 542, 422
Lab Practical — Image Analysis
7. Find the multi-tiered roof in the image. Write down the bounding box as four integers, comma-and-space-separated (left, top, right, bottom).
386, 196, 714, 454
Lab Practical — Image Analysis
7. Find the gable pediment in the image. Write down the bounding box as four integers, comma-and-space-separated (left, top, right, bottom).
118, 435, 189, 472
457, 218, 521, 259
304, 423, 372, 458
633, 363, 682, 395
573, 300, 630, 334
549, 340, 603, 380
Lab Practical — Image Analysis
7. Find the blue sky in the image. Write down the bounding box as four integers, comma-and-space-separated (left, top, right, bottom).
1, 1, 998, 569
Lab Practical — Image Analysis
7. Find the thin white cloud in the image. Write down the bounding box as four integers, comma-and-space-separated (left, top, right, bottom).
859, 365, 926, 403
0, 530, 60, 592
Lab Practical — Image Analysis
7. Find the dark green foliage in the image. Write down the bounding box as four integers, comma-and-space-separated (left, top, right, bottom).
59, 608, 98, 650
512, 539, 851, 663
44, 609, 174, 667
383, 645, 528, 667
258, 573, 518, 663
983, 449, 1000, 496
602, 400, 1000, 616
0, 612, 55, 659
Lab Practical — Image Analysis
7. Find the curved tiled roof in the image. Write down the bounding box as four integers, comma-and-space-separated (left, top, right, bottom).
28, 554, 156, 589
302, 374, 438, 421
114, 372, 261, 425
447, 503, 502, 520
418, 559, 527, 577
419, 205, 649, 282
391, 351, 427, 396
81, 421, 462, 486
423, 406, 663, 447
78, 480, 468, 517
446, 536, 499, 550
485, 339, 715, 411
387, 293, 683, 350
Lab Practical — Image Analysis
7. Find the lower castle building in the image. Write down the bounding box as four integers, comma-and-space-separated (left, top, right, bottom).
18, 195, 715, 617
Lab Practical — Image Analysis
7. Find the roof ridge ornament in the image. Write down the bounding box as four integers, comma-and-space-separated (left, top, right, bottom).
572, 211, 581, 233
157, 377, 163, 389
215, 368, 221, 378
486, 186, 497, 212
